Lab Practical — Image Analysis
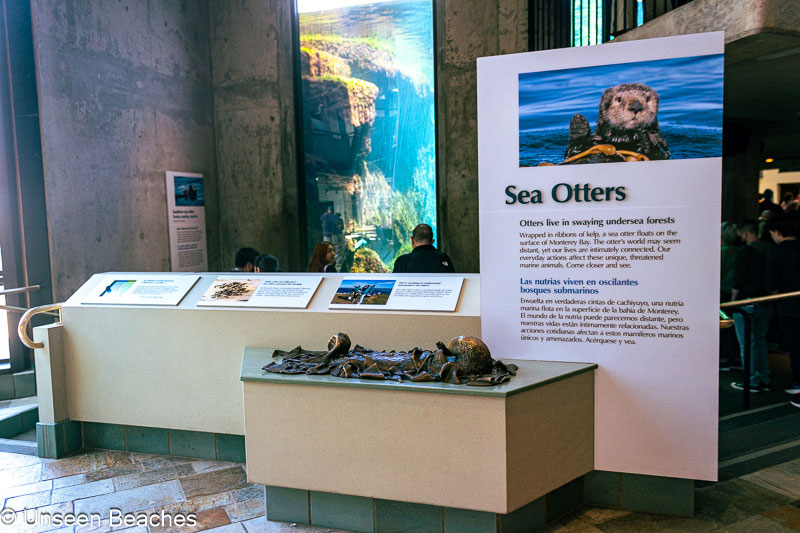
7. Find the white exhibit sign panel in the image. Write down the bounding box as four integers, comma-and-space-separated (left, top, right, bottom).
329, 277, 464, 312
165, 171, 208, 272
477, 33, 723, 480
82, 275, 200, 306
197, 276, 323, 309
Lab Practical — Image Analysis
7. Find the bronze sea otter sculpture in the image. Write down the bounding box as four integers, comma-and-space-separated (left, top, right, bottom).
263, 332, 517, 387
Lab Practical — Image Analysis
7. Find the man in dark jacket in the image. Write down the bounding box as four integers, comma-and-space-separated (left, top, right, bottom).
730, 221, 773, 392
393, 224, 455, 273
764, 217, 800, 400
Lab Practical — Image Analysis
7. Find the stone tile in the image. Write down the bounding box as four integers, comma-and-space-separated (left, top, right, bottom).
40, 450, 135, 480
201, 524, 246, 533
582, 508, 633, 524
181, 466, 247, 499
73, 479, 185, 517
763, 505, 800, 524
226, 498, 265, 523
0, 462, 42, 488
52, 473, 86, 488
695, 478, 791, 527
51, 478, 115, 505
240, 515, 350, 532
157, 492, 234, 516
192, 460, 240, 474
592, 512, 716, 532
149, 506, 231, 533
4, 488, 51, 511
138, 455, 195, 472
712, 514, 796, 532
538, 515, 605, 533
0, 451, 43, 470
742, 460, 800, 500
228, 485, 263, 504
4, 501, 73, 533
113, 463, 196, 492
0, 479, 52, 502
85, 462, 143, 483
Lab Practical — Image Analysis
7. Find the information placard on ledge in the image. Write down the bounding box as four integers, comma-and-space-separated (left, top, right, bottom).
328, 277, 464, 312
197, 276, 323, 309
82, 275, 200, 306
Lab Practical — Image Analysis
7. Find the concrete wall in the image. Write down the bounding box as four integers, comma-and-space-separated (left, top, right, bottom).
436, 0, 528, 273
32, 1, 219, 301
209, 0, 301, 272
30, 0, 529, 299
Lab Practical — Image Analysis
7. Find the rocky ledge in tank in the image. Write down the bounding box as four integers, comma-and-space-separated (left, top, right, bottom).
263, 333, 517, 387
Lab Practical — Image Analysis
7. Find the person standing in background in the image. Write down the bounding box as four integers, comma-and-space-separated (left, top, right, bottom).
764, 217, 800, 401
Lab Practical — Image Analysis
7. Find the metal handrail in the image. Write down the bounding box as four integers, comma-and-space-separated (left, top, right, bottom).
0, 303, 60, 317
721, 290, 800, 309
17, 303, 63, 349
721, 290, 800, 410
0, 284, 41, 296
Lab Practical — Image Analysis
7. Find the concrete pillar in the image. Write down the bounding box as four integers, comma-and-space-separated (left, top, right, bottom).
436, 0, 528, 273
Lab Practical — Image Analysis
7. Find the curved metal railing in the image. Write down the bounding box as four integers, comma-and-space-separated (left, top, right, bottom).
17, 303, 62, 349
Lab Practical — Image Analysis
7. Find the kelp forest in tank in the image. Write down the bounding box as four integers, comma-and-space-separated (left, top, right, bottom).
297, 0, 437, 273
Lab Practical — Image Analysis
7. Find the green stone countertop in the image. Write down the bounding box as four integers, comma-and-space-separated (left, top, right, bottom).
241, 347, 596, 398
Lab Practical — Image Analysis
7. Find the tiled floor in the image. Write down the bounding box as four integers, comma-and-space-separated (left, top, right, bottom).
0, 449, 799, 532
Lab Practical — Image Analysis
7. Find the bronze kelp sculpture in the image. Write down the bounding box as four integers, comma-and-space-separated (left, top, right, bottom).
263, 332, 517, 386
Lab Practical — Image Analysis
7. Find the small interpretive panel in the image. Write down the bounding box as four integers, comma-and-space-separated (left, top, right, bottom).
329, 277, 464, 312
82, 275, 200, 306
197, 276, 323, 309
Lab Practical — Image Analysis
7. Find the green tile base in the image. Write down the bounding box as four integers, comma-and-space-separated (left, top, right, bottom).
36, 419, 82, 459
35, 420, 246, 462
265, 477, 575, 533
585, 470, 694, 517
311, 491, 373, 532
264, 471, 694, 532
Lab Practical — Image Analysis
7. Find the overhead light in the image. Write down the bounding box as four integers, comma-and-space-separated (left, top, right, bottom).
765, 158, 774, 163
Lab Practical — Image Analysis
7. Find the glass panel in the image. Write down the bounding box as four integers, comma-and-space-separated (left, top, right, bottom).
572, 0, 603, 47
297, 0, 436, 273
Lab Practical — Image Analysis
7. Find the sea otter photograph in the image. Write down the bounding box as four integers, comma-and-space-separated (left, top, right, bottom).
518, 54, 723, 167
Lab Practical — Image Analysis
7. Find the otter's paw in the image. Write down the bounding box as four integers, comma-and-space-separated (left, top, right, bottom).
565, 114, 593, 158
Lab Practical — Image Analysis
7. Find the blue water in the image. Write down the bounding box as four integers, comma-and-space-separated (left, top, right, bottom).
518, 55, 724, 166
174, 176, 205, 207
300, 1, 437, 267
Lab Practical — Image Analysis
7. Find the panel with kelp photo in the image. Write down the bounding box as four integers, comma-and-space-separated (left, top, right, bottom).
518, 54, 723, 167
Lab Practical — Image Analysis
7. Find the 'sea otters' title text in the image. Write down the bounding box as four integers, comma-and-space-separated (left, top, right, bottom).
505, 183, 627, 205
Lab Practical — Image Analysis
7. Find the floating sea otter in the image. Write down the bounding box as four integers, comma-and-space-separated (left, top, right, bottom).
559, 83, 670, 165
263, 332, 517, 386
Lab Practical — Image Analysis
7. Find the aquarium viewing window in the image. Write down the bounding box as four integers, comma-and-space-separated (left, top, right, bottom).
295, 0, 437, 273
